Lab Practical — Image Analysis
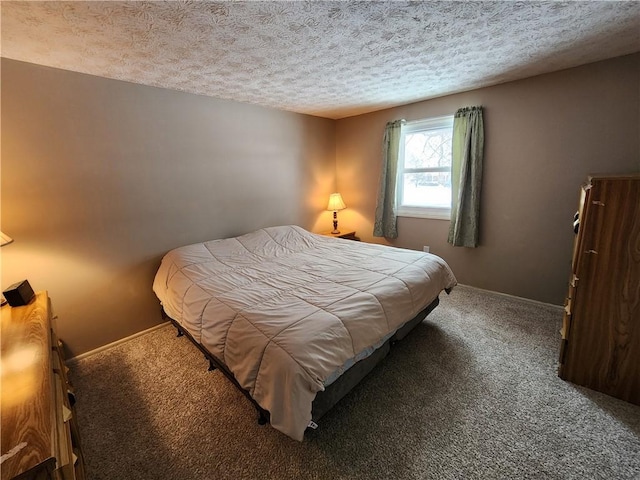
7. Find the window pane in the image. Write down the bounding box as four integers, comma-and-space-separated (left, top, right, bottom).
404, 127, 452, 169
402, 172, 451, 208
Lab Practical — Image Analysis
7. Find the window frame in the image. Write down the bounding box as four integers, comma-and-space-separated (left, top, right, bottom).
396, 115, 454, 221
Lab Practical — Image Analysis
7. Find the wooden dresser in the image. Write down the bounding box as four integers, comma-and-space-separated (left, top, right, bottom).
1, 291, 85, 479
558, 174, 640, 405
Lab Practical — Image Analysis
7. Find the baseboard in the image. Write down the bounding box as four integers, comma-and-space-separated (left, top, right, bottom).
68, 286, 559, 364
456, 283, 563, 311
67, 321, 171, 364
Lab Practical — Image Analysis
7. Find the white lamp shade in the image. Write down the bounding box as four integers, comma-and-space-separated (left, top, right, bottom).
327, 193, 346, 211
0, 231, 13, 246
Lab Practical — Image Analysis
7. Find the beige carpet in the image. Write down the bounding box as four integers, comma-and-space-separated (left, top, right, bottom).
69, 286, 640, 479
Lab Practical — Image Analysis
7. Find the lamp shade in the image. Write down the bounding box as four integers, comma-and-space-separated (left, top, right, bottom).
0, 231, 13, 246
327, 193, 346, 211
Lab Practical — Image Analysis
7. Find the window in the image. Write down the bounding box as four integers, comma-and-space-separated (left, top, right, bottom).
396, 115, 454, 220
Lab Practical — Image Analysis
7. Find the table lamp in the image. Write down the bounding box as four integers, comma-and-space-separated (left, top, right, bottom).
327, 193, 346, 234
1, 231, 14, 305
1, 232, 13, 246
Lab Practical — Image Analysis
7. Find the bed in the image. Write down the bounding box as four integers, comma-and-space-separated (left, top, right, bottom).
152, 225, 457, 441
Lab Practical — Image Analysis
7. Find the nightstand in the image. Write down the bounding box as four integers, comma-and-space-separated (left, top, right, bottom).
319, 230, 359, 241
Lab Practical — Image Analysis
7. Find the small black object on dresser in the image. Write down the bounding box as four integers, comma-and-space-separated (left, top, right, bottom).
3, 279, 35, 306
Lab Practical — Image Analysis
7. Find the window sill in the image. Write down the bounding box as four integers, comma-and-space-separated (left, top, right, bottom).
397, 207, 451, 220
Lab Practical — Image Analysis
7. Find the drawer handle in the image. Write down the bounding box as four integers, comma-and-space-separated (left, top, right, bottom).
62, 404, 73, 423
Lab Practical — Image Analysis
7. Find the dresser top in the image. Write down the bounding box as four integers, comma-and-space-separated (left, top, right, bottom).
1, 291, 55, 479
587, 173, 640, 182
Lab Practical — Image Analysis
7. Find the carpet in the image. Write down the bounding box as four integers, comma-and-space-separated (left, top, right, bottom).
69, 285, 640, 479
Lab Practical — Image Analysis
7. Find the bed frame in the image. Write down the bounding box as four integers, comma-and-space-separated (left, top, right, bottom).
161, 295, 440, 432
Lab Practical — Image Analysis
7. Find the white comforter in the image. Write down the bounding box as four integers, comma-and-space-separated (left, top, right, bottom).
153, 225, 457, 440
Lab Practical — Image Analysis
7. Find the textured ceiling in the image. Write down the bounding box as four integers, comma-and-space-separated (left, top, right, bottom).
2, 1, 639, 119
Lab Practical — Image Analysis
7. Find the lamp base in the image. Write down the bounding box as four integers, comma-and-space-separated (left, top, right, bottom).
331, 229, 341, 234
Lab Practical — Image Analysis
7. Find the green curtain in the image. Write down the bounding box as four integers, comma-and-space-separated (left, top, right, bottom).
373, 119, 405, 238
448, 106, 484, 247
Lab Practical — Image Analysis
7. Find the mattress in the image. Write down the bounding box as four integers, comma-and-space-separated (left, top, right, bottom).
153, 225, 457, 440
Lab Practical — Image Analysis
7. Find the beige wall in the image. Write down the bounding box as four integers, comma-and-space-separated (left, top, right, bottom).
2, 54, 638, 355
335, 53, 640, 305
1, 59, 336, 355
